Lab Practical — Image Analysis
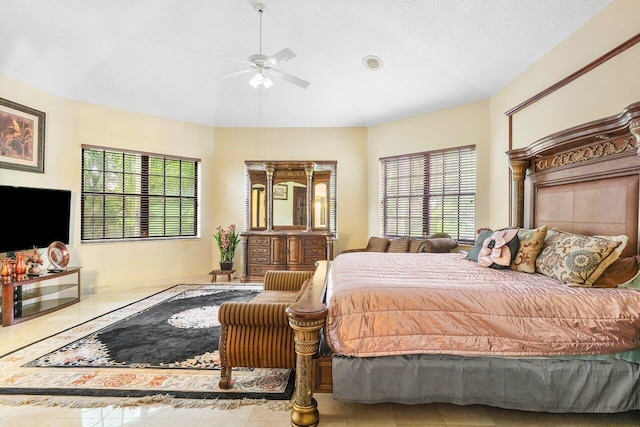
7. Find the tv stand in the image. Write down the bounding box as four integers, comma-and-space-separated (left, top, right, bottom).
1, 267, 81, 326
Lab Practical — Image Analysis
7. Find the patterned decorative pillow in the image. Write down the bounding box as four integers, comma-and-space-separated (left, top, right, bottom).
535, 230, 622, 286
366, 237, 389, 252
511, 226, 547, 273
585, 235, 629, 285
388, 238, 410, 253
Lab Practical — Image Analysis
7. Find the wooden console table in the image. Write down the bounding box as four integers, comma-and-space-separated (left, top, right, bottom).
1, 267, 81, 326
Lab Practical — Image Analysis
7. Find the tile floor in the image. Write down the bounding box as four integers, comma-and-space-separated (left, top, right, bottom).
1, 276, 639, 426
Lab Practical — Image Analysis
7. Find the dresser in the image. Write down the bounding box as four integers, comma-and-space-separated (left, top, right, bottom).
241, 231, 333, 282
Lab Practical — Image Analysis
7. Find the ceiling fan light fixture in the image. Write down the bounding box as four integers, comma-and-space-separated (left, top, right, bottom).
249, 72, 263, 88
248, 71, 273, 89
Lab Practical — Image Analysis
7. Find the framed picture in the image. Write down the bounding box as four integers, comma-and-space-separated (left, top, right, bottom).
0, 98, 46, 173
274, 184, 288, 200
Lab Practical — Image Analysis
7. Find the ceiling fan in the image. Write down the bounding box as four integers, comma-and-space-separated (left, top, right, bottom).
214, 3, 309, 89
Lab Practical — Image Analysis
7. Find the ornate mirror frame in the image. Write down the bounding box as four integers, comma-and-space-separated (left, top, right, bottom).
244, 160, 334, 231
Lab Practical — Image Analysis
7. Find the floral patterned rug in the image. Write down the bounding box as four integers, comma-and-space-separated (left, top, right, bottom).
0, 284, 294, 404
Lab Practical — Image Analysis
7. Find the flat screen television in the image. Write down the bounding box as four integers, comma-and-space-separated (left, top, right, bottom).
0, 185, 71, 254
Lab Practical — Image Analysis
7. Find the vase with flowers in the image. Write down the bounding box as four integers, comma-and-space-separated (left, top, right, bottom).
214, 224, 240, 270
25, 246, 44, 275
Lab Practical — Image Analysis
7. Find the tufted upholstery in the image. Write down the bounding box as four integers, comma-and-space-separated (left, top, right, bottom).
217, 269, 314, 389
340, 234, 457, 255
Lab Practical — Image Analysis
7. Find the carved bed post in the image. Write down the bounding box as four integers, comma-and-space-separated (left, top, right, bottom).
286, 261, 329, 427
631, 120, 640, 153
508, 159, 530, 228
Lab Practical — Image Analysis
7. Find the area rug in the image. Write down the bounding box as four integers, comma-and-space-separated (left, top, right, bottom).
0, 284, 295, 408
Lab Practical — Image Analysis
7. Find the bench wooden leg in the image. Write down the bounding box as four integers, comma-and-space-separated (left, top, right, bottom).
219, 365, 232, 389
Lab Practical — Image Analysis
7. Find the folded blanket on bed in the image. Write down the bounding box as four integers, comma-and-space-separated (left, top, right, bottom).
325, 252, 640, 358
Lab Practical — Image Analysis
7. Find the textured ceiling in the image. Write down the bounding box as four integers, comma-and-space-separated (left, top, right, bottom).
0, 0, 612, 127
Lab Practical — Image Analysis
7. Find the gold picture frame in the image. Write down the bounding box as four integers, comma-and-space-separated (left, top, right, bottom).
0, 98, 46, 173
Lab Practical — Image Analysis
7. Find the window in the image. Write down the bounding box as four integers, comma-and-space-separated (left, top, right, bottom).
379, 145, 476, 242
81, 146, 199, 242
315, 161, 338, 234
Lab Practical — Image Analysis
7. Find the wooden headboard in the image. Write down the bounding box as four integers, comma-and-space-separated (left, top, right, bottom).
506, 102, 640, 257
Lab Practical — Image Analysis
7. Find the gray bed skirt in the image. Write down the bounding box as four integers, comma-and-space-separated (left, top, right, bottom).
332, 354, 640, 413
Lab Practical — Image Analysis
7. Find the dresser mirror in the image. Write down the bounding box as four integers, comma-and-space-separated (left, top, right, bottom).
314, 182, 328, 229
250, 183, 266, 228
245, 161, 333, 231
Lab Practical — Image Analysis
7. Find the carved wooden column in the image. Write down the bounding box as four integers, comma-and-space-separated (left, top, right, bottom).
508, 159, 530, 228
286, 261, 329, 427
304, 163, 314, 232
631, 120, 640, 154
240, 233, 249, 281
265, 163, 274, 231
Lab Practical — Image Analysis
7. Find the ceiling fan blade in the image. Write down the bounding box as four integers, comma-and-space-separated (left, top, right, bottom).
212, 68, 252, 81
264, 48, 296, 68
268, 69, 310, 89
218, 55, 253, 66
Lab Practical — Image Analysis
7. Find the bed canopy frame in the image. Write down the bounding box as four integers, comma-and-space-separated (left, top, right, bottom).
286, 102, 640, 427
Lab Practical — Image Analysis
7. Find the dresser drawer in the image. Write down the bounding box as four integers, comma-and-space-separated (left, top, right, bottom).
249, 247, 270, 255
249, 237, 270, 245
249, 255, 270, 264
304, 247, 326, 257
303, 238, 326, 247
249, 265, 284, 276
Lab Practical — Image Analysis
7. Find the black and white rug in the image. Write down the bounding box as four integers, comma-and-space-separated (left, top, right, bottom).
0, 284, 294, 406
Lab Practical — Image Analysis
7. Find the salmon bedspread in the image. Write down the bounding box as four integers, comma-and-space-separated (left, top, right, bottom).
325, 252, 640, 358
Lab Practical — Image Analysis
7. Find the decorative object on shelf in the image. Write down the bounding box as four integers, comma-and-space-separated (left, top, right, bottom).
214, 224, 240, 270
0, 257, 10, 281
47, 241, 70, 271
25, 245, 43, 275
8, 259, 16, 278
0, 97, 46, 173
15, 252, 27, 278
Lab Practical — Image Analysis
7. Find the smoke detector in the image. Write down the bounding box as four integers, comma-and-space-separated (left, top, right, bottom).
362, 55, 383, 71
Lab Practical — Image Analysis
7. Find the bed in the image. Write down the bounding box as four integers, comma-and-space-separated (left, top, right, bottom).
286, 102, 640, 427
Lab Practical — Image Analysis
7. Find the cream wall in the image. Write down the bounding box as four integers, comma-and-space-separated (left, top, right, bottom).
0, 73, 216, 294
366, 100, 491, 238
212, 127, 368, 260
489, 0, 640, 228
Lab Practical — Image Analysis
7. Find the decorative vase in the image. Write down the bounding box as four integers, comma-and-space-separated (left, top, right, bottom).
8, 259, 16, 278
28, 264, 41, 275
0, 258, 10, 281
15, 253, 27, 277
219, 261, 234, 271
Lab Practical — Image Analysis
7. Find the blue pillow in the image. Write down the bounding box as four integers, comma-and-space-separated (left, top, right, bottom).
464, 229, 493, 262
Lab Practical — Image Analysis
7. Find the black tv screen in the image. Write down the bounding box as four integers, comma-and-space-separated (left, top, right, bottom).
0, 185, 71, 254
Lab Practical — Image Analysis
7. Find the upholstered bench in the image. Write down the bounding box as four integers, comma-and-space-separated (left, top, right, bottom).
217, 269, 314, 389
